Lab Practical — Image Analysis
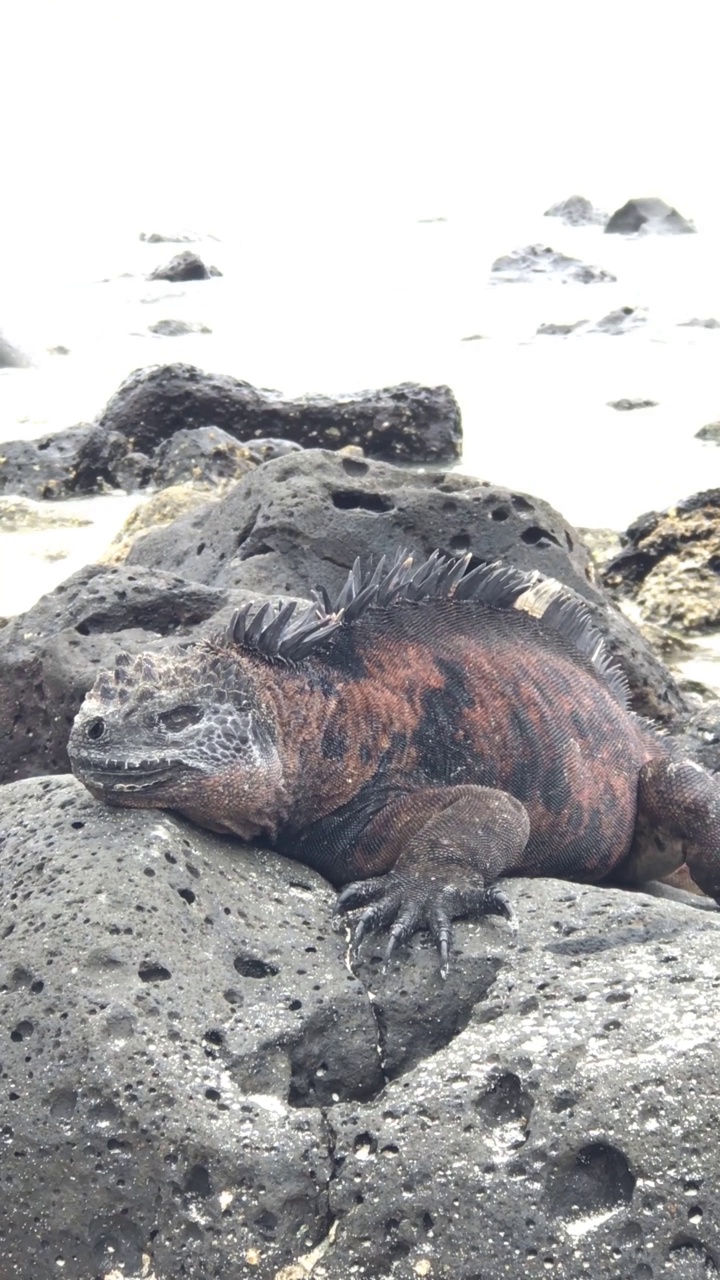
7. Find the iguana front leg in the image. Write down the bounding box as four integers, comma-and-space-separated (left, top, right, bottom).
336, 785, 530, 975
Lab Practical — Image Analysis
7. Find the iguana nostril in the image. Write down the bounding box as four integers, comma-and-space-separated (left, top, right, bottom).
86, 718, 106, 741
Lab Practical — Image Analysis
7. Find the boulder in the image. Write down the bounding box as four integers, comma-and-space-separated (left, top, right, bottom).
603, 490, 720, 632
543, 194, 607, 225
0, 565, 227, 784
605, 197, 696, 235
1, 774, 720, 1278
592, 306, 648, 336
148, 319, 212, 336
148, 251, 221, 282
696, 422, 720, 444
0, 367, 461, 498
94, 363, 463, 464
490, 244, 616, 285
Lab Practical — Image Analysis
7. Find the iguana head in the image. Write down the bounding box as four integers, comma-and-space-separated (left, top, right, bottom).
68, 644, 285, 839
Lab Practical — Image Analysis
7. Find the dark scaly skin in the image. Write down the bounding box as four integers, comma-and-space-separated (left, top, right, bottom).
68, 586, 720, 975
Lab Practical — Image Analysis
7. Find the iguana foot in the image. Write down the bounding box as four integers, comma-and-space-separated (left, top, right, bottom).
336, 872, 516, 977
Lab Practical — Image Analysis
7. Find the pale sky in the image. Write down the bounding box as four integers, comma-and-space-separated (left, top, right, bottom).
2, 0, 718, 235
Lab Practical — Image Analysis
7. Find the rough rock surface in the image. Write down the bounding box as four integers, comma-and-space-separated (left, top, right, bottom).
0, 565, 227, 784
592, 306, 648, 335
603, 490, 720, 632
491, 244, 616, 284
149, 251, 221, 281
1, 774, 720, 1279
543, 194, 607, 225
95, 363, 462, 464
605, 197, 696, 235
0, 363, 460, 496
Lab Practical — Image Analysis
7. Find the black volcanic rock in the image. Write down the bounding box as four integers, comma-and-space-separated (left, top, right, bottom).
543, 194, 607, 225
149, 251, 221, 281
2, 774, 720, 1278
605, 198, 696, 235
491, 244, 615, 284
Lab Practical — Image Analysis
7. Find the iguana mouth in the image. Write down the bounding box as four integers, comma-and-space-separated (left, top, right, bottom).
72, 756, 194, 794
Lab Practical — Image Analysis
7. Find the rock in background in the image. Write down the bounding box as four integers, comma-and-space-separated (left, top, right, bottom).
604, 197, 696, 235
0, 366, 462, 498
1, 775, 719, 1279
603, 490, 720, 632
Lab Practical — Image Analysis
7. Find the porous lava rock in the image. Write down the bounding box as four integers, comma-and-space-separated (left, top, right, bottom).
149, 251, 221, 281
543, 194, 607, 225
0, 565, 227, 784
0, 369, 459, 497
605, 197, 696, 235
1, 774, 719, 1278
95, 363, 462, 464
603, 490, 720, 632
490, 244, 616, 284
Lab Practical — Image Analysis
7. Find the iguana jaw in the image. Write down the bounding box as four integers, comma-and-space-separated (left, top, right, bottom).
71, 754, 203, 797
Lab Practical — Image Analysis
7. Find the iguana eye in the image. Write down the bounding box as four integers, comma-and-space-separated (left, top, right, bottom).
158, 705, 203, 732
86, 718, 106, 741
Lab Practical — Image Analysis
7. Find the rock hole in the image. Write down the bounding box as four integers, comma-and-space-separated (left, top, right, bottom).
71, 820, 85, 830
475, 1071, 534, 1127
341, 456, 369, 476
184, 1164, 212, 1197
75, 622, 91, 636
331, 490, 394, 512
196, 542, 206, 555
511, 494, 534, 513
178, 888, 196, 904
448, 533, 470, 552
205, 1088, 221, 1101
10, 1020, 34, 1042
137, 963, 171, 983
289, 999, 302, 1011
204, 1028, 224, 1046
233, 954, 279, 978
520, 525, 562, 548
491, 507, 510, 521
545, 1142, 635, 1219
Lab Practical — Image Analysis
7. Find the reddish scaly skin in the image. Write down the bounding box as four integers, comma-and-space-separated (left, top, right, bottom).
68, 586, 720, 968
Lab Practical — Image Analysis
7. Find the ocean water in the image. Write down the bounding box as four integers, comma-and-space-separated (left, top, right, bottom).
2, 0, 720, 617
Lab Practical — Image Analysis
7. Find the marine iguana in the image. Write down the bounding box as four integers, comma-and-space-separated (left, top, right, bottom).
68, 550, 720, 973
